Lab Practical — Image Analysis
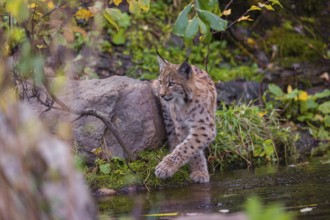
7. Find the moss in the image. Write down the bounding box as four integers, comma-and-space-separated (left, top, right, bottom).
264, 27, 326, 67
84, 148, 190, 191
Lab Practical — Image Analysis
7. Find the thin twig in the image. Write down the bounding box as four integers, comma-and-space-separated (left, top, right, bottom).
41, 2, 67, 19
224, 0, 234, 12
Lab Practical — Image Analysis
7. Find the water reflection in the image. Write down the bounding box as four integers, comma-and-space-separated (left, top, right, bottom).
98, 158, 330, 219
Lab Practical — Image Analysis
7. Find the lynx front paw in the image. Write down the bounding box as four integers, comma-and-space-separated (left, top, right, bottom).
155, 156, 180, 179
190, 171, 210, 183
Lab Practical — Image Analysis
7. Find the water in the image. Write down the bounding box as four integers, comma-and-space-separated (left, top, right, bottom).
98, 157, 330, 219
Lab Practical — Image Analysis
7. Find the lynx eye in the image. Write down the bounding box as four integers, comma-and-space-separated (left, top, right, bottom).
168, 82, 176, 87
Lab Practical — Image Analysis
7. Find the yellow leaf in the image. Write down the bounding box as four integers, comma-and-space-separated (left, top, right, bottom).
47, 1, 55, 9
247, 37, 256, 46
113, 0, 123, 6
144, 212, 179, 217
29, 3, 37, 9
223, 9, 231, 16
128, 0, 141, 15
296, 91, 308, 101
248, 5, 262, 11
287, 85, 292, 93
73, 26, 87, 37
6, 0, 29, 22
258, 111, 267, 117
75, 8, 94, 21
138, 0, 150, 12
258, 3, 265, 7
264, 4, 275, 11
238, 15, 253, 22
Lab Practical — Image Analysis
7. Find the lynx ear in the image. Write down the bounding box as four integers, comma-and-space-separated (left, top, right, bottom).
178, 62, 192, 79
157, 55, 168, 72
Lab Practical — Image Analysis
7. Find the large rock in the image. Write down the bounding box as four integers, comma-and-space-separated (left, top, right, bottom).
216, 80, 268, 105
22, 76, 165, 161
0, 101, 96, 220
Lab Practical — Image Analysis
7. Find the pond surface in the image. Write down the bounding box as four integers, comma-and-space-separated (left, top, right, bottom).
98, 157, 330, 219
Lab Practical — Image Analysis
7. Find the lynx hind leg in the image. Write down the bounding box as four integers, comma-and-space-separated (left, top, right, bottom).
189, 151, 210, 183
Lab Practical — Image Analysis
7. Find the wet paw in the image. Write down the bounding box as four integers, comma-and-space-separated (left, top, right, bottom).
190, 171, 209, 183
155, 156, 179, 179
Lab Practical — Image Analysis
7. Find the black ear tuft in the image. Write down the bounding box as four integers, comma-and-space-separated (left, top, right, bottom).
178, 62, 192, 79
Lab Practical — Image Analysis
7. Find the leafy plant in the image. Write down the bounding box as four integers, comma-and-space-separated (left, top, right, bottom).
172, 0, 282, 43
209, 104, 296, 170
172, 0, 227, 43
265, 84, 330, 141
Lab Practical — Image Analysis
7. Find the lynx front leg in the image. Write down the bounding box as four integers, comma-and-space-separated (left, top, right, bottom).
189, 151, 209, 183
155, 125, 214, 180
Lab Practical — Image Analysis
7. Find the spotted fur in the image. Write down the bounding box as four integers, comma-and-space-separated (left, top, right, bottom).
154, 55, 217, 183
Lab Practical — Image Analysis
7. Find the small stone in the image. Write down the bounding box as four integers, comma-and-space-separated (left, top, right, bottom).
300, 207, 314, 213
94, 188, 116, 197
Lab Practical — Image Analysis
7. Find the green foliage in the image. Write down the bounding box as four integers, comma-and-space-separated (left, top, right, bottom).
210, 63, 262, 82
173, 3, 192, 37
172, 0, 227, 43
209, 104, 296, 170
263, 27, 326, 67
6, 0, 29, 22
265, 84, 330, 141
245, 197, 294, 220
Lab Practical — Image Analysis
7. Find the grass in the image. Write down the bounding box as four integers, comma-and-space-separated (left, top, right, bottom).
209, 104, 297, 171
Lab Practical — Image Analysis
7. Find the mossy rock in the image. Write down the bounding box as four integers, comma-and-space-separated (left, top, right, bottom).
264, 27, 326, 67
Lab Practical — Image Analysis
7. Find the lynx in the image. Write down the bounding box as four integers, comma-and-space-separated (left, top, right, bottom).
154, 55, 217, 183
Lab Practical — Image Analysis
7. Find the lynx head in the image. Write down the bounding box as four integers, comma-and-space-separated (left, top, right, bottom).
156, 55, 193, 103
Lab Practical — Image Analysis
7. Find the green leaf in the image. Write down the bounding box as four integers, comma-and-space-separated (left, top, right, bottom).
173, 3, 192, 36
198, 17, 208, 35
117, 13, 131, 28
195, 0, 217, 10
264, 4, 275, 11
99, 163, 111, 174
253, 145, 263, 157
6, 0, 29, 22
103, 8, 120, 30
128, 0, 141, 15
248, 5, 262, 11
324, 115, 330, 127
138, 0, 150, 12
104, 8, 130, 30
300, 99, 318, 113
198, 18, 212, 43
318, 101, 330, 114
317, 126, 330, 140
263, 139, 275, 156
312, 89, 330, 100
112, 29, 126, 45
184, 16, 199, 41
283, 89, 299, 100
268, 84, 284, 97
297, 113, 314, 122
269, 0, 283, 8
197, 9, 227, 31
